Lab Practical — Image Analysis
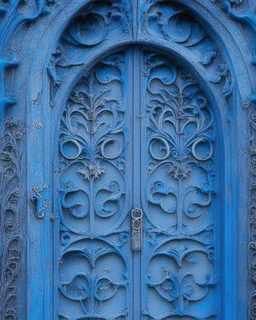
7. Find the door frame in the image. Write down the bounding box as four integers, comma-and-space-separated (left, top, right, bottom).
0, 1, 254, 319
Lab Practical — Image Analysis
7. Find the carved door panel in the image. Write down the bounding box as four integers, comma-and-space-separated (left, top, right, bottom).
57, 47, 219, 320
2, 1, 253, 320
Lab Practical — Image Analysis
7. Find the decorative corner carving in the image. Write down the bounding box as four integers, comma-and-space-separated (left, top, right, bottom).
143, 1, 233, 103
0, 119, 24, 320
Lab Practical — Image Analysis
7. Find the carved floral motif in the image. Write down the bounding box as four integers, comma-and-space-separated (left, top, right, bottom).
78, 161, 106, 181
142, 1, 233, 100
58, 52, 130, 318
250, 108, 256, 319
48, 0, 132, 94
142, 53, 218, 318
0, 120, 23, 320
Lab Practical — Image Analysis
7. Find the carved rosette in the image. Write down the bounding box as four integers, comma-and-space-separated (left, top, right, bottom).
0, 120, 23, 320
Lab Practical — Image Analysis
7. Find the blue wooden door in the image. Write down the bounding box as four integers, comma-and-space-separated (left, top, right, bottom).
57, 46, 219, 319
3, 0, 253, 319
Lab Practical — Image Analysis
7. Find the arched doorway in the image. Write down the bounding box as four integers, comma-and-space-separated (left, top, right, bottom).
56, 47, 221, 319
2, 0, 252, 319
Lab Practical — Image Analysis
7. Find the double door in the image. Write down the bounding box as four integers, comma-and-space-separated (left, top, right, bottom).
57, 47, 219, 319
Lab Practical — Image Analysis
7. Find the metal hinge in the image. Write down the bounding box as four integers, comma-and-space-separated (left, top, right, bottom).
131, 207, 143, 251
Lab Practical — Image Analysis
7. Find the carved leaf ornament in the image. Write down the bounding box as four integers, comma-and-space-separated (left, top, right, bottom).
1, 0, 254, 319
57, 2, 220, 315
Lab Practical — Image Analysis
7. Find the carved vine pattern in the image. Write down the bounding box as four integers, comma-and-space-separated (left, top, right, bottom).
142, 53, 218, 319
58, 52, 130, 319
1, 0, 255, 319
0, 120, 23, 320
50, 1, 233, 107
250, 107, 256, 319
48, 0, 132, 95
142, 1, 232, 99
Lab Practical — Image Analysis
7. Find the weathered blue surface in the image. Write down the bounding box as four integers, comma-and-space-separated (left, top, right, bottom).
1, 0, 256, 319
57, 48, 220, 319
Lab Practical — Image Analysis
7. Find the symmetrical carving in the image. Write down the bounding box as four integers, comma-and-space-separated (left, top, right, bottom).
57, 47, 219, 318
142, 53, 218, 319
0, 0, 252, 318
58, 51, 131, 319
0, 120, 23, 320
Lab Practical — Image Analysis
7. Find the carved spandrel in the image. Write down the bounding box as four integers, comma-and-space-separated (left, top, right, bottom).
48, 0, 132, 94
141, 1, 232, 99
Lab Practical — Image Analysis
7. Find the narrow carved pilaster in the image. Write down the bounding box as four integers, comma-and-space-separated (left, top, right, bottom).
0, 120, 23, 320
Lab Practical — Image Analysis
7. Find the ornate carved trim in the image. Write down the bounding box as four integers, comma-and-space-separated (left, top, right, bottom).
0, 120, 24, 320
250, 106, 256, 319
0, 0, 54, 116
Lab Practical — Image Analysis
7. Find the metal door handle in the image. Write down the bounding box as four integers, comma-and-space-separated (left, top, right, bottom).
131, 207, 143, 251
31, 185, 50, 219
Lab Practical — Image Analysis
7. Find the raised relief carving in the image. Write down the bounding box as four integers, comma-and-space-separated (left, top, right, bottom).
0, 120, 23, 320
142, 1, 232, 100
48, 0, 132, 101
0, 0, 51, 111
142, 53, 218, 319
210, 0, 244, 7
250, 106, 256, 319
30, 185, 50, 219
58, 52, 130, 319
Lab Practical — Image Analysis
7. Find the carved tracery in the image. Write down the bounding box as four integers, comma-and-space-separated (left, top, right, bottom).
58, 47, 219, 318
2, 0, 252, 319
142, 53, 218, 319
53, 1, 232, 319
58, 52, 130, 319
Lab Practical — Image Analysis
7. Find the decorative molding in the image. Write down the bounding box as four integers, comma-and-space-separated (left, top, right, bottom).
218, 1, 256, 318
141, 1, 233, 103
0, 120, 24, 320
249, 99, 256, 319
220, 0, 256, 65
210, 0, 244, 8
0, 0, 53, 120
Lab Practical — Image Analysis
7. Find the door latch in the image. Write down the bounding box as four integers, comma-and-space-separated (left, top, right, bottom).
131, 207, 143, 251
31, 185, 50, 219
